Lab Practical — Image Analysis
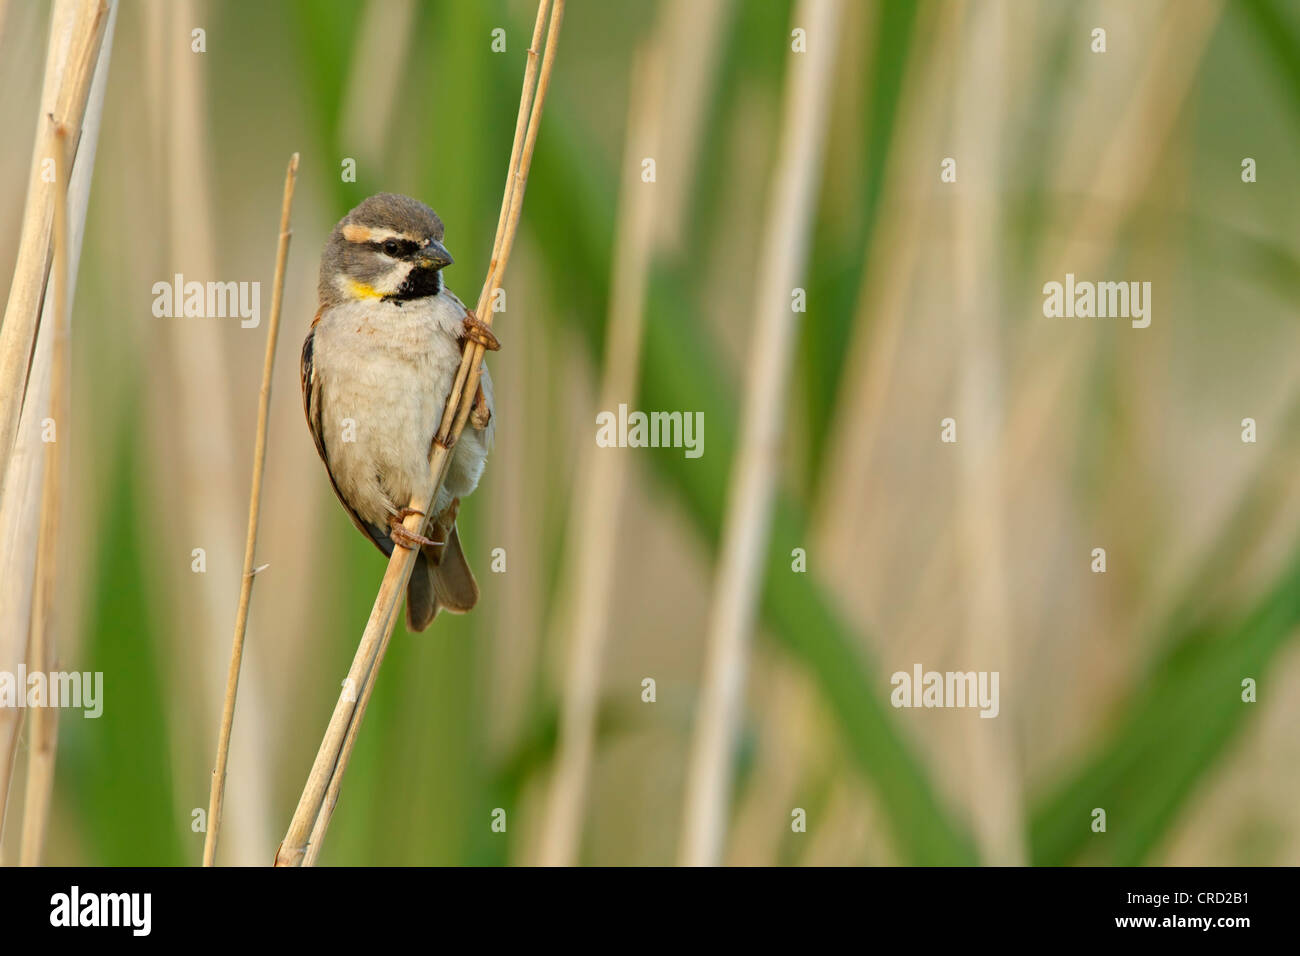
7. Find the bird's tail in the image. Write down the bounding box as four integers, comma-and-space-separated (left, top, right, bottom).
405, 518, 478, 632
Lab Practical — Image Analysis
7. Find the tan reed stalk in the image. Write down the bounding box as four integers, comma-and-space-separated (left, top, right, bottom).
162, 0, 271, 866
678, 0, 842, 867
534, 0, 730, 867
274, 0, 565, 867
838, 0, 1221, 649
299, 599, 400, 867
950, 0, 1025, 866
0, 0, 116, 858
203, 153, 300, 867
0, 0, 108, 484
339, 0, 418, 174
17, 122, 72, 867
536, 44, 662, 867
1000, 0, 1223, 479
809, 0, 958, 568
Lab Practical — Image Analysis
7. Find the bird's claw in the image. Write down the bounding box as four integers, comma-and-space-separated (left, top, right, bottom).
462, 311, 500, 352
389, 509, 438, 550
471, 383, 492, 429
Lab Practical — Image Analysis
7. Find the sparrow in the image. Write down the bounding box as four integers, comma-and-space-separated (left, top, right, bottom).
301, 193, 499, 631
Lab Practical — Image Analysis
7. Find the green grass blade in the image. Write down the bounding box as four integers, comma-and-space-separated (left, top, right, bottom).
1030, 543, 1300, 864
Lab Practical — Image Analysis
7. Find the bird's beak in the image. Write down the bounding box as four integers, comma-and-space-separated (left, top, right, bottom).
418, 238, 453, 270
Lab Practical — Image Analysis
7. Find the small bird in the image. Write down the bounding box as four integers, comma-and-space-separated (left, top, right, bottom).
301, 193, 499, 631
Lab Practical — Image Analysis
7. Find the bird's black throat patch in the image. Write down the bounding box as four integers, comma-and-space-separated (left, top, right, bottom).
383, 265, 443, 303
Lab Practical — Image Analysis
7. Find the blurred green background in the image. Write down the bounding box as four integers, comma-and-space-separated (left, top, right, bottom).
0, 0, 1297, 865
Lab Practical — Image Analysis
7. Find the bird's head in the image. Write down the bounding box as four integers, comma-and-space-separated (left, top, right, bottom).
320, 192, 453, 306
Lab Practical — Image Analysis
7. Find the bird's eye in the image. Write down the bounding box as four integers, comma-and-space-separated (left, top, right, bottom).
383, 239, 400, 256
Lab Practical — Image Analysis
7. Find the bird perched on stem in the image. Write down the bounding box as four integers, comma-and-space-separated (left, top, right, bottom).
301, 193, 498, 631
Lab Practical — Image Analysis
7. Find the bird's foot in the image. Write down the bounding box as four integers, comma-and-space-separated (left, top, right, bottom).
389, 509, 438, 550
462, 310, 500, 352
470, 383, 492, 429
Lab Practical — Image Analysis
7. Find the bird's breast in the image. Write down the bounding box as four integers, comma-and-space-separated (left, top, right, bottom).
311, 295, 466, 526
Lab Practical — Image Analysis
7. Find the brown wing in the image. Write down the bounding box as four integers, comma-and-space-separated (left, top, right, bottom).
301, 315, 394, 556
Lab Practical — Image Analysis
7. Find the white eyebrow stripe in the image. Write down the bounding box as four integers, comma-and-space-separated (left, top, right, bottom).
366, 227, 418, 242
341, 223, 423, 244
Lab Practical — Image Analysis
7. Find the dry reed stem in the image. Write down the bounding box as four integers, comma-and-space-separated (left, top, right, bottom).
1002, 0, 1223, 479
17, 123, 71, 867
438, 0, 563, 446
679, 0, 842, 867
274, 0, 564, 867
203, 153, 300, 867
950, 0, 1024, 866
536, 44, 662, 867
803, 4, 1221, 864
647, 0, 732, 252
809, 0, 959, 567
865, 1, 1222, 648
300, 599, 399, 867
0, 0, 116, 858
0, 0, 107, 482
339, 0, 418, 174
535, 0, 731, 862
160, 0, 274, 864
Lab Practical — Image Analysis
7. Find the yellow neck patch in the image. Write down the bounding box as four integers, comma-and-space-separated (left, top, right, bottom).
348, 279, 383, 300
